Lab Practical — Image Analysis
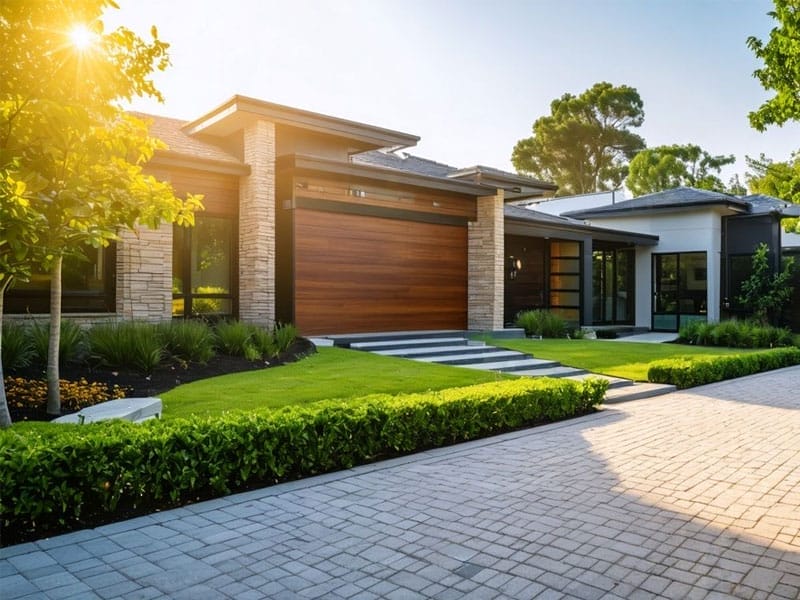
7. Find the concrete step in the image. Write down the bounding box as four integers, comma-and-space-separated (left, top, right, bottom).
460, 357, 561, 372
351, 337, 470, 352
375, 343, 491, 358
512, 366, 587, 378
565, 373, 633, 389
328, 330, 466, 348
417, 350, 529, 366
603, 382, 677, 403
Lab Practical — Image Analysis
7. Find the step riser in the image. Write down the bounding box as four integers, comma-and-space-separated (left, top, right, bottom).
462, 360, 560, 372
351, 337, 470, 351
490, 363, 560, 373
330, 330, 467, 347
421, 352, 528, 366
376, 345, 493, 358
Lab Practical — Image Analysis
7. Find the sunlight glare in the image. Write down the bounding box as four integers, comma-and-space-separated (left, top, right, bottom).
68, 24, 96, 50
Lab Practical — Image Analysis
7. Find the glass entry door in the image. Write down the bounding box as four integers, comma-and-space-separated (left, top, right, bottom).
592, 247, 634, 325
652, 252, 707, 331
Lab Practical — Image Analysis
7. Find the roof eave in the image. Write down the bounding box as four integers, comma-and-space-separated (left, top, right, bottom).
504, 213, 660, 245
149, 150, 251, 176
182, 95, 420, 150
277, 154, 491, 197
565, 200, 750, 219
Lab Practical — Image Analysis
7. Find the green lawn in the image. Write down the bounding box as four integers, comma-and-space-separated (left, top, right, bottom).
487, 338, 751, 381
161, 346, 512, 419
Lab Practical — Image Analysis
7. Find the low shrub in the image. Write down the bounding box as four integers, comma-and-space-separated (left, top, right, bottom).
678, 320, 715, 346
680, 319, 794, 349
647, 347, 800, 389
214, 320, 256, 358
0, 376, 607, 544
273, 323, 298, 356
157, 320, 216, 364
4, 377, 126, 415
29, 319, 87, 366
249, 325, 276, 358
515, 310, 566, 338
87, 322, 164, 374
1, 322, 34, 372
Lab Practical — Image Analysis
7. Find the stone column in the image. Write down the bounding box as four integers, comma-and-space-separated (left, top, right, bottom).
468, 190, 505, 330
238, 120, 276, 326
116, 226, 173, 321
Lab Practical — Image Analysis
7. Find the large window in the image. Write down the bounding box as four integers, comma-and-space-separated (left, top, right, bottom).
6, 246, 116, 314
652, 252, 707, 331
173, 215, 235, 318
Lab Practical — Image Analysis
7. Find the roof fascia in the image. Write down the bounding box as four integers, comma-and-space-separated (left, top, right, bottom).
278, 154, 491, 196
565, 200, 749, 219
182, 95, 420, 150
505, 214, 660, 246
149, 151, 251, 176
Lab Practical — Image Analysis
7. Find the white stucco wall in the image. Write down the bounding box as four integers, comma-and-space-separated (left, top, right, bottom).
585, 208, 727, 328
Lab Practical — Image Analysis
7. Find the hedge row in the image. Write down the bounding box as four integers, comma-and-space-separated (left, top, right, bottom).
647, 347, 800, 389
0, 377, 607, 544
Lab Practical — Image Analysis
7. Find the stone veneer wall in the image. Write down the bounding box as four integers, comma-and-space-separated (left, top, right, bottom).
468, 191, 505, 330
238, 120, 276, 326
116, 225, 173, 321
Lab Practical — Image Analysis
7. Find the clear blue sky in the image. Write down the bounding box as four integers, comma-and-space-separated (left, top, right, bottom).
108, 0, 799, 186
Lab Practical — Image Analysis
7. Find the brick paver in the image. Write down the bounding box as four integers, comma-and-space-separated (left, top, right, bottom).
2, 366, 799, 599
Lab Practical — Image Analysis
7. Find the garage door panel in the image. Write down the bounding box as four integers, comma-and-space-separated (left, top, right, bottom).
294, 209, 467, 334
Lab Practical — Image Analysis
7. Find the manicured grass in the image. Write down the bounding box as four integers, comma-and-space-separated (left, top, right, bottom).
161, 346, 512, 418
487, 338, 753, 381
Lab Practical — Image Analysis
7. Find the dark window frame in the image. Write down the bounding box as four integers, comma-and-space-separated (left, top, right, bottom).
172, 213, 238, 320
5, 245, 117, 314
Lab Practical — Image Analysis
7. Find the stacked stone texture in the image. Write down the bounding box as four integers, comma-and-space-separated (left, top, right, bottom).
238, 120, 276, 326
468, 192, 504, 330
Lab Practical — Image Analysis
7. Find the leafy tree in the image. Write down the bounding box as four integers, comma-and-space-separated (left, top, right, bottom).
748, 0, 800, 130
626, 144, 736, 196
726, 174, 748, 196
0, 163, 44, 427
738, 242, 795, 326
746, 153, 800, 232
0, 0, 201, 422
512, 82, 646, 196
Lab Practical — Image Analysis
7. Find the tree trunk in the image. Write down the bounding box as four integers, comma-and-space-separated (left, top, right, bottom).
46, 255, 62, 415
0, 278, 13, 428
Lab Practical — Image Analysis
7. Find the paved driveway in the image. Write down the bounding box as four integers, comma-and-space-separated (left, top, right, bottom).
2, 367, 799, 599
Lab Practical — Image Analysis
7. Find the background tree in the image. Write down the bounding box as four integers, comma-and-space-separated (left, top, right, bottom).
748, 0, 800, 130
626, 144, 736, 196
746, 153, 800, 232
512, 82, 646, 196
0, 0, 201, 422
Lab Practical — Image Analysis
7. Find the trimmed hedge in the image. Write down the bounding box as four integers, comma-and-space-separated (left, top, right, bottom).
647, 347, 800, 389
0, 377, 607, 544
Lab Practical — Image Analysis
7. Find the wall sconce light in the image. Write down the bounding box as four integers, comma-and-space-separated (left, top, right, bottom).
508, 256, 523, 280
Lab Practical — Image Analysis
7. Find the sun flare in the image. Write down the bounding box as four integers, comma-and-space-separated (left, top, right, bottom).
68, 24, 96, 50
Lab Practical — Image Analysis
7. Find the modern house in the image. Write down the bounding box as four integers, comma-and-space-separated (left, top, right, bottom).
523, 188, 800, 331
7, 96, 800, 334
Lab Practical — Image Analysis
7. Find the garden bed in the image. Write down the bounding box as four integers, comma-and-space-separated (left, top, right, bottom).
6, 337, 316, 422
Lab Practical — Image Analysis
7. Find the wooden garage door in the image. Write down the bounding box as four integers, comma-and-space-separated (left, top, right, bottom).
294, 209, 467, 335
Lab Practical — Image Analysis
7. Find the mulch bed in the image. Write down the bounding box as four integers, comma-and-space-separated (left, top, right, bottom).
7, 337, 317, 422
